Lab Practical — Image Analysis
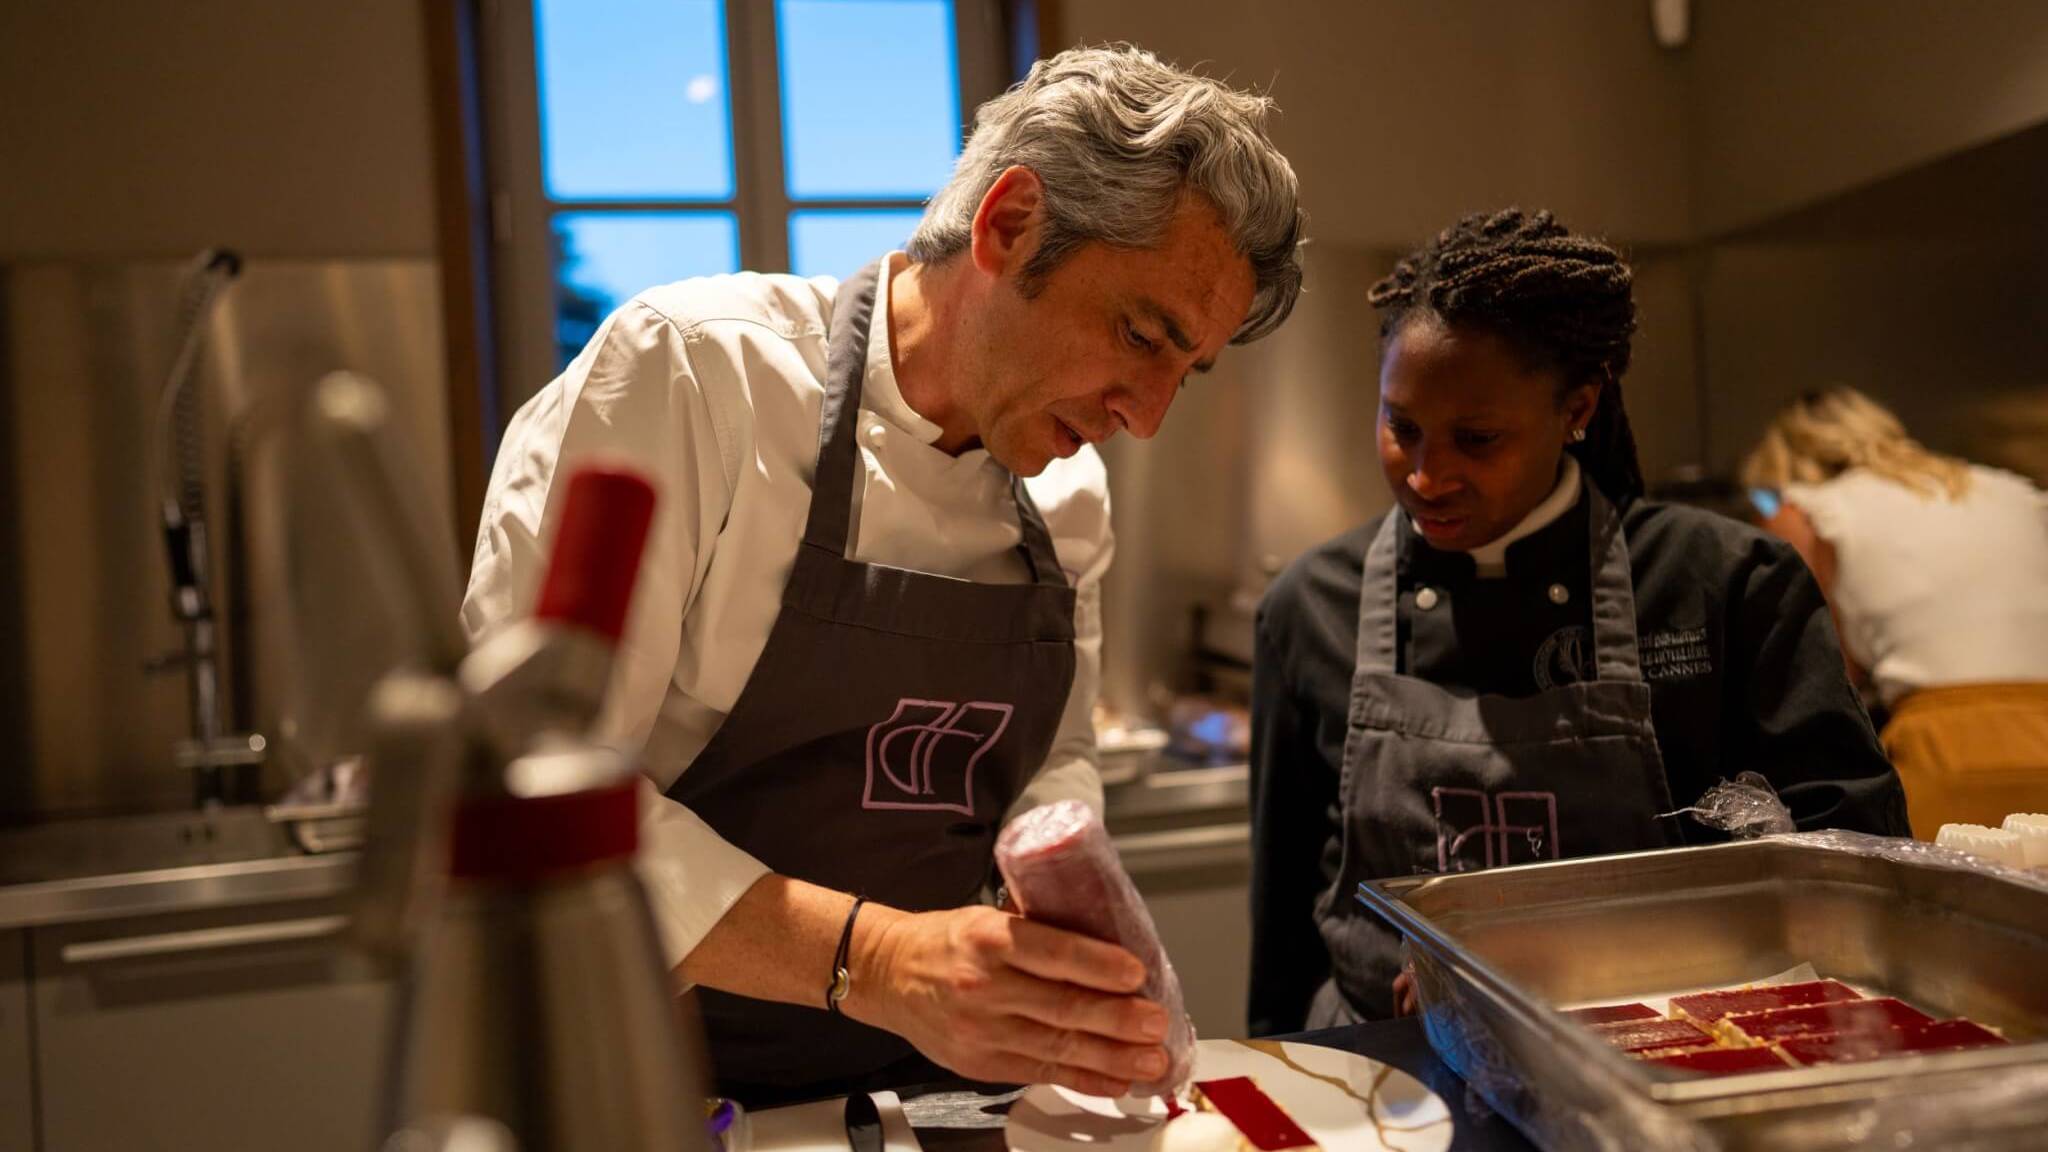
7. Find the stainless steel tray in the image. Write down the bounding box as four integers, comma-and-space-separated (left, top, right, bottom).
1358, 833, 2048, 1151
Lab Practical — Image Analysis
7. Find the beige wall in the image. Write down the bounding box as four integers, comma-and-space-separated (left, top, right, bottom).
0, 0, 447, 814
1686, 0, 2048, 235
1701, 240, 2048, 485
1058, 0, 1693, 248
0, 0, 437, 260
1238, 247, 1396, 577
1064, 0, 2048, 246
1696, 120, 2048, 487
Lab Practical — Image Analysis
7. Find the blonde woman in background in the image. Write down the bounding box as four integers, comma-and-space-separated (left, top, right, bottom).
1743, 387, 2048, 835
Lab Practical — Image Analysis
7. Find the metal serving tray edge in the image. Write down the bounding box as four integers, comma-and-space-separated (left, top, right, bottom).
1355, 834, 2048, 1150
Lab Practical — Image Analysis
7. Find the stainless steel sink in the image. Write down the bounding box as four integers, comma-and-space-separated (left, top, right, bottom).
1102, 760, 1248, 834
0, 805, 297, 887
1104, 762, 1250, 883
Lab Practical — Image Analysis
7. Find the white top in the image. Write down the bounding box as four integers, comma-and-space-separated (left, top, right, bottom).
1785, 465, 2048, 707
462, 257, 1114, 971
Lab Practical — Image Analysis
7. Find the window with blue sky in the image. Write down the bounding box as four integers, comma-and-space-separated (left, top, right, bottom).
534, 0, 965, 366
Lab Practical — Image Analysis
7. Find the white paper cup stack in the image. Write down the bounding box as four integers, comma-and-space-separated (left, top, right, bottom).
2000, 813, 2048, 870
1935, 823, 2027, 868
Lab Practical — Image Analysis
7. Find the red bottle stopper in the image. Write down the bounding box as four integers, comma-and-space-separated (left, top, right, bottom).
535, 465, 658, 642
448, 779, 639, 882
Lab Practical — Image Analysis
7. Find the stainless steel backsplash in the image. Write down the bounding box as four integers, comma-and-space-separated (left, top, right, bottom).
0, 259, 455, 819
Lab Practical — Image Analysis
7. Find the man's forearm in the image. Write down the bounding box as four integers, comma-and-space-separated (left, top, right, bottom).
675, 872, 905, 1015
674, 870, 1170, 1096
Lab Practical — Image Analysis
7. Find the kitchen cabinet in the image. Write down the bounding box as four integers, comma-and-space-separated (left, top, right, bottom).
30, 898, 391, 1152
1, 931, 32, 1152
1109, 765, 1254, 1040
1134, 864, 1252, 1040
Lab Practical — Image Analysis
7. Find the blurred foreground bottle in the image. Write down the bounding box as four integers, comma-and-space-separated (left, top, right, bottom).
307, 374, 714, 1152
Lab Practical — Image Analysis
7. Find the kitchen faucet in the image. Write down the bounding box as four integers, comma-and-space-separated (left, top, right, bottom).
149, 247, 267, 805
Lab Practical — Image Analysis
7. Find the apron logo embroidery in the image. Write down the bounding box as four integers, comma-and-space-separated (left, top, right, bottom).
1640, 627, 1713, 680
862, 698, 1014, 814
1431, 787, 1562, 872
1533, 626, 1592, 690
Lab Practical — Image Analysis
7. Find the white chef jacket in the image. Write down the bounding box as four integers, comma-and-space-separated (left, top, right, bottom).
462, 256, 1113, 971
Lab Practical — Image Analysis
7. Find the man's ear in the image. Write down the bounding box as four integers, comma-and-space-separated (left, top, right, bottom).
969, 165, 1044, 278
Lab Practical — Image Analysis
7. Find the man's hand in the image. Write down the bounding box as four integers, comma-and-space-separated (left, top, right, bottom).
844, 904, 1169, 1097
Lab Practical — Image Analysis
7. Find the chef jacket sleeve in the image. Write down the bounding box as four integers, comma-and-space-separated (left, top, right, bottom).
1002, 478, 1115, 825
1246, 600, 1341, 1037
1724, 535, 1912, 837
461, 300, 771, 977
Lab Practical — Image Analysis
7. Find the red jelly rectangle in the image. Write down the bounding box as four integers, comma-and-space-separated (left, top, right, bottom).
1564, 1003, 1661, 1025
1670, 980, 1862, 1023
1193, 1076, 1319, 1151
1590, 1018, 1716, 1053
1725, 997, 1932, 1043
1648, 1046, 1791, 1075
1780, 1018, 2009, 1065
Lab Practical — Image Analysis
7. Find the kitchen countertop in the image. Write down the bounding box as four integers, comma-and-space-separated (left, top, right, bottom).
0, 761, 1251, 931
1101, 761, 1247, 832
0, 850, 359, 931
0, 804, 360, 930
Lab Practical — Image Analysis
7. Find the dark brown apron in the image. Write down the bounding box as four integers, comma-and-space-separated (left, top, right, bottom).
666, 260, 1078, 1098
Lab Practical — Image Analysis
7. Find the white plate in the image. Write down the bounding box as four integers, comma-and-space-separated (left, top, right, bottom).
1005, 1038, 1452, 1151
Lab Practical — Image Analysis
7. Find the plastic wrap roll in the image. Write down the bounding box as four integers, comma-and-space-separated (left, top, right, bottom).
1667, 771, 1796, 839
994, 800, 1195, 1097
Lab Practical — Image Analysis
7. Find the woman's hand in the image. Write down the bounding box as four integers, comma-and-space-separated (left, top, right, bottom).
845, 904, 1170, 1097
1392, 964, 1420, 1017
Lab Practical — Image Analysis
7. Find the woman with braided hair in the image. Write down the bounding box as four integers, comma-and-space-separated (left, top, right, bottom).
1246, 210, 1909, 1032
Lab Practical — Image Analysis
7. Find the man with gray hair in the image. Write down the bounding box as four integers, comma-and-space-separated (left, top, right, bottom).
464, 44, 1304, 1104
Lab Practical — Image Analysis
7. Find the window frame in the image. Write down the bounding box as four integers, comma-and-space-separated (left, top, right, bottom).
480, 0, 1009, 427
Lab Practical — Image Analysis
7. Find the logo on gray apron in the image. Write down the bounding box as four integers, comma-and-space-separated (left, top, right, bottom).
1432, 787, 1562, 871
863, 698, 1014, 814
1533, 625, 1592, 690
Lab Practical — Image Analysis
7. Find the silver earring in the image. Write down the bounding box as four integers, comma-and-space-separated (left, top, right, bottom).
1570, 428, 1588, 443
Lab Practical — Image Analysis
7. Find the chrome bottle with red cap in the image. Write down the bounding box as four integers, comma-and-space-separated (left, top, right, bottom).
382, 466, 714, 1152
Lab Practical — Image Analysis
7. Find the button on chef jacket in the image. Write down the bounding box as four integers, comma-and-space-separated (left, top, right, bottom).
461, 258, 1113, 972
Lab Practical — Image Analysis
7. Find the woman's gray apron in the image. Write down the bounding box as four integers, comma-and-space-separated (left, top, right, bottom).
666, 261, 1078, 1094
1308, 482, 1679, 1025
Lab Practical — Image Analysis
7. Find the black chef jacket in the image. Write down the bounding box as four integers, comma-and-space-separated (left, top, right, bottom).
1246, 495, 1911, 1036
